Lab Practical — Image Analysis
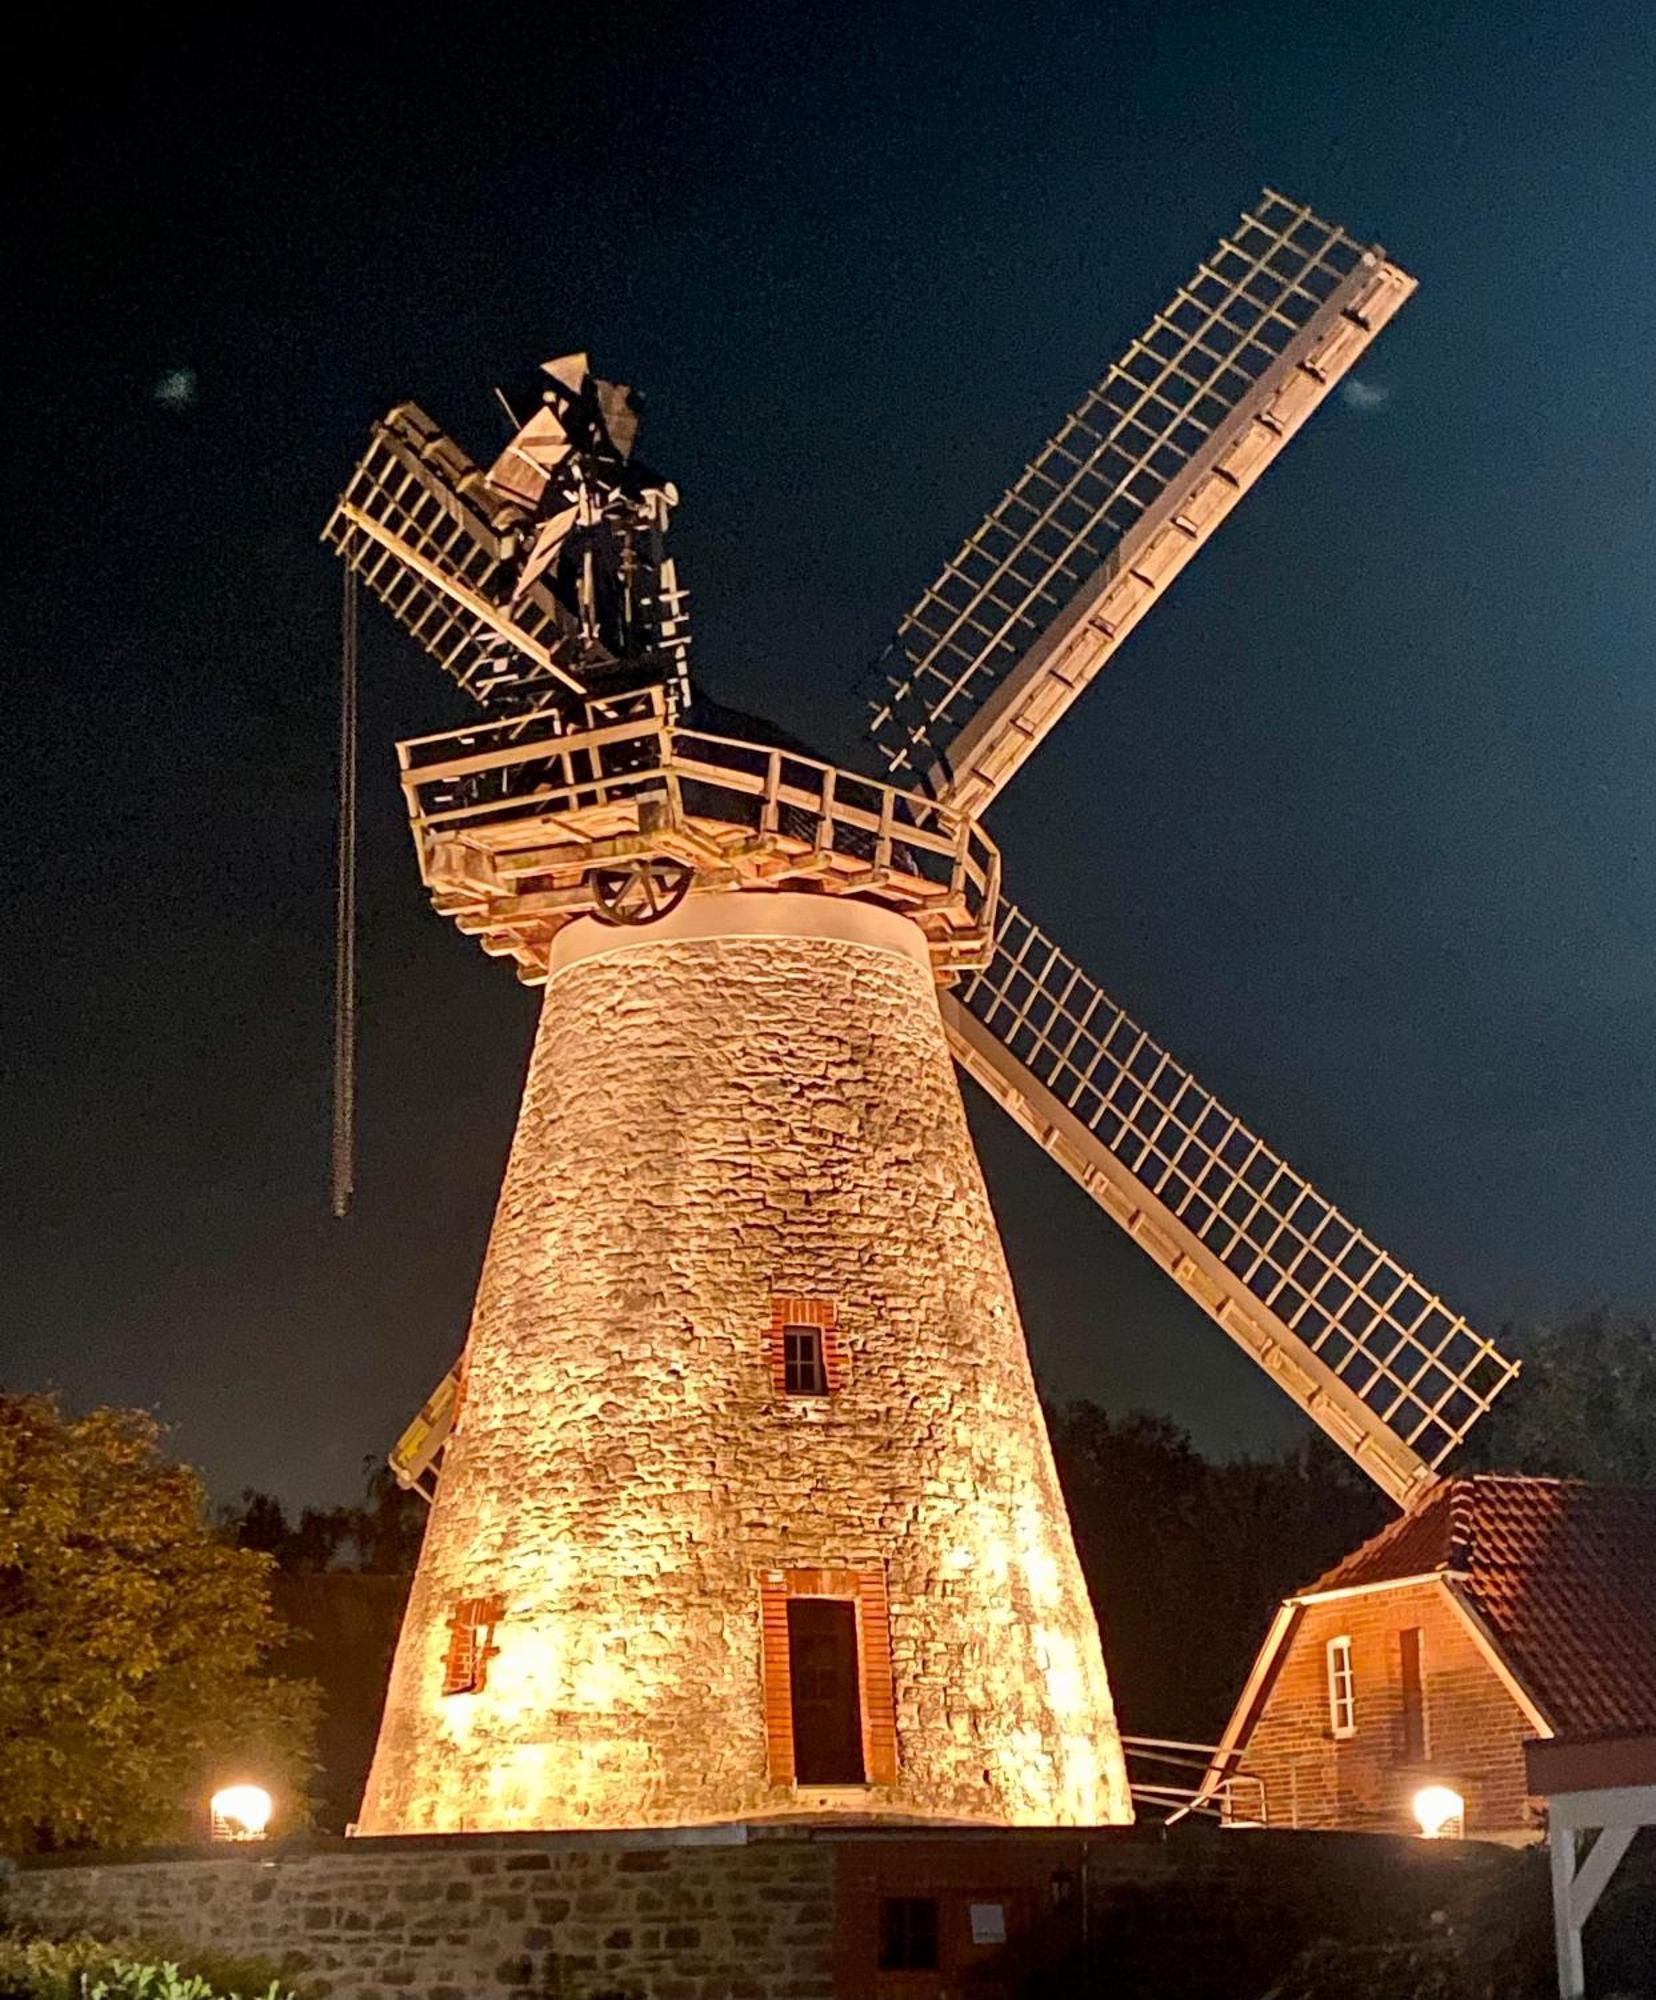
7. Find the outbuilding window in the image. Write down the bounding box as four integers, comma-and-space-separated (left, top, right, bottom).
1326, 1634, 1356, 1738
879, 1898, 939, 1971
1399, 1626, 1427, 1761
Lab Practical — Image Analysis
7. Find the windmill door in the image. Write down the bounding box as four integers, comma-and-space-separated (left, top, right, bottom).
787, 1597, 865, 1784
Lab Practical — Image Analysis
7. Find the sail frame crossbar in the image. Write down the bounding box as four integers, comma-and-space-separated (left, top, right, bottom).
952, 900, 1519, 1498
866, 190, 1395, 801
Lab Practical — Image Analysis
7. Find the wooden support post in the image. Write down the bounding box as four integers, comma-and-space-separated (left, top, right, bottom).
1545, 1786, 1650, 1999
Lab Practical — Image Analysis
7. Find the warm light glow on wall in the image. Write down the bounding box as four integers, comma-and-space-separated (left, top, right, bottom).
1412, 1784, 1464, 1839
209, 1784, 272, 1841
355, 903, 1132, 1834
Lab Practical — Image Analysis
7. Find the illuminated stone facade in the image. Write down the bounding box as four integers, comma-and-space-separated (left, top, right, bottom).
359, 893, 1129, 1833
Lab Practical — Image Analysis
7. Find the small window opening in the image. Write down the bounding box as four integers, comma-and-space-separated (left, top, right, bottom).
787, 1597, 865, 1784
878, 1897, 939, 1971
783, 1323, 829, 1397
1399, 1626, 1427, 1762
1327, 1634, 1355, 1738
442, 1593, 503, 1696
767, 1296, 843, 1396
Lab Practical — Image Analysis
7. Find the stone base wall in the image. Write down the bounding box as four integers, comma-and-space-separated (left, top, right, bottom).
0, 1824, 1522, 2000
0, 1830, 833, 2000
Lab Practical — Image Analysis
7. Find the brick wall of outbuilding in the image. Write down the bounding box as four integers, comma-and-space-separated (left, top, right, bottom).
1238, 1580, 1542, 1835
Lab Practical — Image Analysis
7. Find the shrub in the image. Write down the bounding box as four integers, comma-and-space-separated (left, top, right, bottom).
0, 1936, 304, 2000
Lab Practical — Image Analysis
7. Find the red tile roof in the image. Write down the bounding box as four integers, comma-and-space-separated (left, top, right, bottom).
1305, 1476, 1656, 1738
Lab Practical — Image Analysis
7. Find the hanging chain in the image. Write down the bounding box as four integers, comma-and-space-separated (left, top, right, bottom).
330, 563, 360, 1217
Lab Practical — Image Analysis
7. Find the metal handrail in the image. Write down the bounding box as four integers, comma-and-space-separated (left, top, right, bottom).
1121, 1735, 1266, 1825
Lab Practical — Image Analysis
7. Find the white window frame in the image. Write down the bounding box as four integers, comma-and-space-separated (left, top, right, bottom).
1326, 1634, 1356, 1738
782, 1322, 829, 1397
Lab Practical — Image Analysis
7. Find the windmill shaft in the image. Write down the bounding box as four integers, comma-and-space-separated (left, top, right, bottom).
360, 894, 1129, 1832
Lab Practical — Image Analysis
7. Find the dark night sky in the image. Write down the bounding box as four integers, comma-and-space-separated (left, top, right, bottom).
8, 4, 1655, 1507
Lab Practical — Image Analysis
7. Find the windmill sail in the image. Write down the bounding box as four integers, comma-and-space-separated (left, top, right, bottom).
866, 191, 1414, 817
322, 403, 591, 707
322, 371, 691, 714
947, 899, 1518, 1507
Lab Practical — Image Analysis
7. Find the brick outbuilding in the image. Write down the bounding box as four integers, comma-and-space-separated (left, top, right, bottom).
1203, 1475, 1656, 1839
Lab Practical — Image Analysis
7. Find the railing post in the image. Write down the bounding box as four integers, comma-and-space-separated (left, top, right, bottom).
762, 752, 781, 835
982, 838, 1002, 928
816, 768, 836, 852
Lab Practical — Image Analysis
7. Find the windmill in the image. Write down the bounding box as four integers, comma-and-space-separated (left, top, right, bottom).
325, 190, 1518, 1837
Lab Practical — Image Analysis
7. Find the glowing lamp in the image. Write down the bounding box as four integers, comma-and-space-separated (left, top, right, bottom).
209, 1784, 273, 1842
1412, 1784, 1464, 1839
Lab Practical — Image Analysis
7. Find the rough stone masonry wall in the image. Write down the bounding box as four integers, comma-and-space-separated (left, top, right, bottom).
0, 1834, 835, 2000
361, 897, 1127, 1834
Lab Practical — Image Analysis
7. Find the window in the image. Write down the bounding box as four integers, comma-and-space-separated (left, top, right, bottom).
766, 1296, 846, 1396
1326, 1634, 1355, 1738
1399, 1626, 1427, 1762
783, 1323, 828, 1396
878, 1898, 938, 1971
442, 1593, 503, 1696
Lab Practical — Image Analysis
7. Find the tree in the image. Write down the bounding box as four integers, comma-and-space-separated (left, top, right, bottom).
220, 1458, 426, 1575
1457, 1308, 1656, 1485
0, 1392, 317, 1854
1048, 1402, 1387, 1741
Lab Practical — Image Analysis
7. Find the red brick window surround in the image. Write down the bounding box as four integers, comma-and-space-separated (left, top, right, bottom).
1326, 1633, 1355, 1738
759, 1564, 897, 1787
442, 1593, 503, 1696
767, 1297, 847, 1397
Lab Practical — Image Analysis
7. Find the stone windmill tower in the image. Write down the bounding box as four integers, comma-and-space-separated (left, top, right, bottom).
325, 192, 1518, 1837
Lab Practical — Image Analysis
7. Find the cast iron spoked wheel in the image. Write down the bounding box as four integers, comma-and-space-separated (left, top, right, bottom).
589, 857, 696, 927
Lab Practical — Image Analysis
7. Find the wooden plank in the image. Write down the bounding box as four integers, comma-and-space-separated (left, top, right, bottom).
339, 501, 585, 695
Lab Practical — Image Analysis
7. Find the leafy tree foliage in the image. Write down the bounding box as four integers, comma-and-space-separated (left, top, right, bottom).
1048, 1402, 1387, 1741
1457, 1308, 1656, 1485
0, 1394, 317, 1855
219, 1460, 426, 1575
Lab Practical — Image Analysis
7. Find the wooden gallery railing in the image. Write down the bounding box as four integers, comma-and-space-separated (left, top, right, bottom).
395, 693, 1001, 978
